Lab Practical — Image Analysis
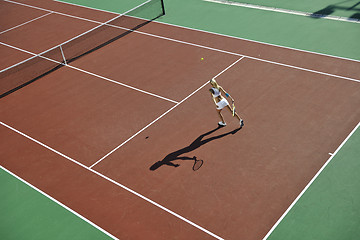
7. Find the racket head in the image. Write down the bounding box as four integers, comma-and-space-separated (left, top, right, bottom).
192, 159, 203, 171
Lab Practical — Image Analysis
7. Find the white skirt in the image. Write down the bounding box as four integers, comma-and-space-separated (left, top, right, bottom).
216, 98, 229, 110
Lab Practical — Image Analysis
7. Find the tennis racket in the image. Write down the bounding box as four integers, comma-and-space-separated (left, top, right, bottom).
232, 102, 235, 116
192, 156, 203, 171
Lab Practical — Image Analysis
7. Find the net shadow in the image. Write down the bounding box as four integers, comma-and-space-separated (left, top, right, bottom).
0, 0, 165, 98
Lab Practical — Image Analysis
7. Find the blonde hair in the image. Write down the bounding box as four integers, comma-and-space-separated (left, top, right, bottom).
210, 78, 220, 89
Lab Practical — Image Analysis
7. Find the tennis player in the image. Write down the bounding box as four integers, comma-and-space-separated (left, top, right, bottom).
209, 78, 244, 128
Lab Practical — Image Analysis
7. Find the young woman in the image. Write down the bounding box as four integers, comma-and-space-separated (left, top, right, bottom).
209, 78, 244, 128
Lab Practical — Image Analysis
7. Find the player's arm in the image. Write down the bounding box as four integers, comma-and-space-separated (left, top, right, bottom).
220, 86, 234, 102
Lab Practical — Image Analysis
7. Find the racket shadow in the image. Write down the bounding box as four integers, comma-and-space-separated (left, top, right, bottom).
149, 126, 241, 171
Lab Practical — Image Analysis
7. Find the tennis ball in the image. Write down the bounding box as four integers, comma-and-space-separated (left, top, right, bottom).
201, 57, 204, 61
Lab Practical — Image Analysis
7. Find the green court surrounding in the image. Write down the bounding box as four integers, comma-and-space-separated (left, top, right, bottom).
59, 0, 360, 60
211, 0, 360, 19
1, 0, 359, 239
268, 125, 360, 240
0, 167, 113, 240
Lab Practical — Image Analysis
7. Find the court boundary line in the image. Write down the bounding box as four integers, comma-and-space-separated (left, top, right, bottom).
0, 42, 179, 104
1, 1, 359, 238
90, 56, 245, 168
3, 1, 359, 84
121, 29, 360, 83
0, 98, 226, 240
262, 121, 360, 239
3, 0, 118, 27
0, 166, 119, 240
52, 0, 360, 63
0, 12, 54, 35
204, 0, 360, 24
5, 0, 360, 63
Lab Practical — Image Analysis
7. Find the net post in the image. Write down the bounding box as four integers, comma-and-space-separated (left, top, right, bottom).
160, 0, 165, 15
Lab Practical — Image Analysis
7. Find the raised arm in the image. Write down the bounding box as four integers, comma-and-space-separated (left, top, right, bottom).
219, 86, 234, 102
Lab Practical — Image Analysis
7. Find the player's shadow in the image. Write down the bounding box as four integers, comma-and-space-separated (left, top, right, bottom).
149, 126, 241, 171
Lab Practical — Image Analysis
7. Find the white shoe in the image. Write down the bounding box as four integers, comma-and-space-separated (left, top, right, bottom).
218, 121, 226, 126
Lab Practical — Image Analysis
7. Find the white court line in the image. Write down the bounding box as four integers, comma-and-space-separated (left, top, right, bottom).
1, 0, 151, 71
4, 1, 360, 84
61, 20, 360, 84
204, 0, 360, 24
0, 42, 178, 104
0, 119, 224, 240
53, 0, 360, 63
2, 1, 359, 237
90, 56, 245, 168
122, 30, 360, 84
262, 121, 360, 240
0, 165, 119, 240
0, 12, 53, 35
3, 0, 360, 84
6, 0, 360, 63
54, 0, 121, 15
67, 65, 179, 104
0, 56, 243, 239
4, 0, 117, 26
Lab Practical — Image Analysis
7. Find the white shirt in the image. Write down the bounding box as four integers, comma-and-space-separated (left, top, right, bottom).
211, 87, 221, 97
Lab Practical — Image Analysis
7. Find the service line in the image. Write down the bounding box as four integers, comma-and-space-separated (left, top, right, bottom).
91, 56, 245, 168
0, 12, 53, 35
0, 42, 178, 104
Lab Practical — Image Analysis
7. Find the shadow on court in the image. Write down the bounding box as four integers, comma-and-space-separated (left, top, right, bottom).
149, 126, 241, 171
310, 1, 360, 19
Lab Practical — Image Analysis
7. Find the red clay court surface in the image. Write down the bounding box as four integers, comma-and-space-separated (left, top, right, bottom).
1, 0, 360, 239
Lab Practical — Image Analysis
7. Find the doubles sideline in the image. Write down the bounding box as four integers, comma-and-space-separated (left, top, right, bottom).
2, 0, 360, 84
0, 165, 119, 240
262, 121, 360, 239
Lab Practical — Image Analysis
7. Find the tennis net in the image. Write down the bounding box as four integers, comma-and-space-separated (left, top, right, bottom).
0, 0, 165, 98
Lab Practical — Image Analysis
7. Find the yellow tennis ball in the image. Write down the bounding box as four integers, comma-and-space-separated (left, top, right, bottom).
201, 57, 204, 61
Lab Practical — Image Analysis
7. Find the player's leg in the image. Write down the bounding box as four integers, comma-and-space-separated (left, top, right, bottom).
226, 105, 244, 127
217, 109, 226, 126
